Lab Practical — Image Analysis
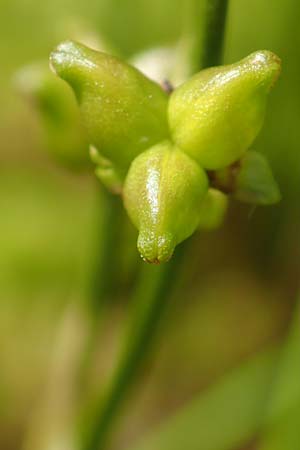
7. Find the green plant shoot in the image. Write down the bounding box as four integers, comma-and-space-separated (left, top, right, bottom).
50, 41, 281, 263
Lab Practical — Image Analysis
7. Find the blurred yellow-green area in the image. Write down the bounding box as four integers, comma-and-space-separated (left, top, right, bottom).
1, 1, 300, 450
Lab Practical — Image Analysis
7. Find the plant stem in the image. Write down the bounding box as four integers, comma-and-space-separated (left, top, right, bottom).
78, 184, 124, 390
79, 2, 230, 449
21, 183, 123, 450
89, 185, 123, 315
80, 243, 187, 450
200, 0, 229, 69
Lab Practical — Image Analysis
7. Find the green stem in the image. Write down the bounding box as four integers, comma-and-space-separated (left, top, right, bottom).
80, 243, 187, 450
78, 184, 123, 391
22, 183, 124, 450
200, 0, 229, 69
79, 2, 230, 448
88, 185, 123, 315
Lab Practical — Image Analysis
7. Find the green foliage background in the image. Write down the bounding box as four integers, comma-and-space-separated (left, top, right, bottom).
0, 1, 299, 449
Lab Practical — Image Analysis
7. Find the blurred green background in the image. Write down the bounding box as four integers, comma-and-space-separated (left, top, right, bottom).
1, 1, 299, 449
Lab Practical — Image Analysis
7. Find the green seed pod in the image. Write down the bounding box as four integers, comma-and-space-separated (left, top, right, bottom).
234, 151, 281, 205
90, 146, 122, 194
168, 51, 281, 170
123, 140, 208, 263
15, 63, 90, 169
197, 188, 228, 230
50, 41, 169, 176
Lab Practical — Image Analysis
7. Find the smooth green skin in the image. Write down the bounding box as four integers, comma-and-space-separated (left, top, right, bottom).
197, 188, 228, 230
47, 43, 281, 262
123, 141, 208, 263
16, 63, 90, 169
90, 146, 123, 194
50, 41, 169, 177
168, 51, 281, 170
234, 151, 281, 205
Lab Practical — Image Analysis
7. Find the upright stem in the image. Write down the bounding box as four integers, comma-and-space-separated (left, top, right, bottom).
186, 0, 229, 74
79, 2, 230, 449
21, 183, 123, 450
80, 245, 187, 450
88, 185, 123, 316
200, 0, 229, 69
78, 184, 123, 390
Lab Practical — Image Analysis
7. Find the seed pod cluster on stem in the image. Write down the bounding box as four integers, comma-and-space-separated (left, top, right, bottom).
50, 41, 281, 263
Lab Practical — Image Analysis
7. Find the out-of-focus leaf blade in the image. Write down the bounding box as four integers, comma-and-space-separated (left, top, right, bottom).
130, 349, 278, 450
259, 302, 300, 450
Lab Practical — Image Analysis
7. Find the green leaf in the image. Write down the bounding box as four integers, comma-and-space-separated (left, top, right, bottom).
130, 348, 278, 450
259, 303, 300, 450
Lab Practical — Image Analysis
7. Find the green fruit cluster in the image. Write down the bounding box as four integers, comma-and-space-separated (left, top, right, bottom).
50, 41, 281, 263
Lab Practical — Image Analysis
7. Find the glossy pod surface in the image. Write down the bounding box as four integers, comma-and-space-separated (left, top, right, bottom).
197, 188, 228, 230
168, 51, 281, 170
124, 141, 208, 263
50, 41, 169, 176
49, 42, 281, 263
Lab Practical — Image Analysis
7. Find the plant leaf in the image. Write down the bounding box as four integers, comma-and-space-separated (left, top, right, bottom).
259, 302, 300, 450
130, 348, 278, 450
